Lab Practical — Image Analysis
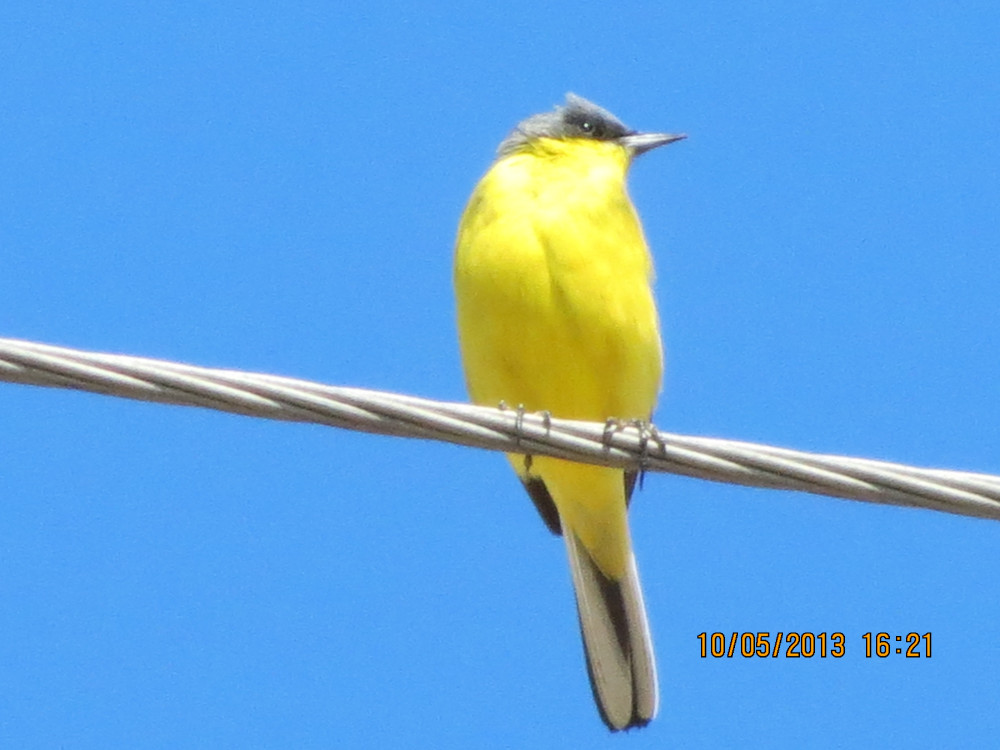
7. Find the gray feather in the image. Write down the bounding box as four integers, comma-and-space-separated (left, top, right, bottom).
564, 530, 658, 731
497, 93, 632, 158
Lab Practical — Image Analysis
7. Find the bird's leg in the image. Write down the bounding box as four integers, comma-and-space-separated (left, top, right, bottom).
635, 421, 664, 490
500, 400, 534, 473
603, 418, 664, 490
602, 417, 626, 447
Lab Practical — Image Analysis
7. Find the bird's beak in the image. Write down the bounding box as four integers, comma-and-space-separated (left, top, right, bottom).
620, 132, 687, 157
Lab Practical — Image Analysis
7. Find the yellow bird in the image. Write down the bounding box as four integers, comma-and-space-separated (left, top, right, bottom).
454, 94, 684, 730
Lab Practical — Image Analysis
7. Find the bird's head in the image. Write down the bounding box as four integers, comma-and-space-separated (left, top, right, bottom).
497, 93, 685, 160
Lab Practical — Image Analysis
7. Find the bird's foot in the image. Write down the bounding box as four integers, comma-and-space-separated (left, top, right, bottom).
603, 418, 663, 490
499, 401, 544, 472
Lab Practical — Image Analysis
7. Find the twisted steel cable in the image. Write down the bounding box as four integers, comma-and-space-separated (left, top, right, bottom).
2, 336, 998, 521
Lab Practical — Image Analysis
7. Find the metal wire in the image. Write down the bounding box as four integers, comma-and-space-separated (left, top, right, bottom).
2, 336, 998, 521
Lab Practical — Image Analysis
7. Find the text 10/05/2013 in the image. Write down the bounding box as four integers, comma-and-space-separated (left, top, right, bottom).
697, 631, 932, 659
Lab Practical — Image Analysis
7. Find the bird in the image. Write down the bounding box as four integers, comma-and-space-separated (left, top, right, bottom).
453, 93, 684, 730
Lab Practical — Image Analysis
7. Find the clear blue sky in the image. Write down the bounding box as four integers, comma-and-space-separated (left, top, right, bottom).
2, 2, 999, 747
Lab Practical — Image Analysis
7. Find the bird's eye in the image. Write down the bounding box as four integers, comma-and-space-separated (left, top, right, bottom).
580, 120, 594, 133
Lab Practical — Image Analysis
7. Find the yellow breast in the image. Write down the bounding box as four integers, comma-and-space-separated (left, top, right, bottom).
454, 137, 663, 424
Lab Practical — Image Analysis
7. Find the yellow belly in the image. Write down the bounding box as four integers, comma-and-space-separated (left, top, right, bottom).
454, 142, 663, 578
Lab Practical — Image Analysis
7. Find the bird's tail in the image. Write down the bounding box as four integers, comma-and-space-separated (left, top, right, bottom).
564, 529, 658, 731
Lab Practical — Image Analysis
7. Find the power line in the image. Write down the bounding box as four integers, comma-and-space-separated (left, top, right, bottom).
2, 336, 998, 520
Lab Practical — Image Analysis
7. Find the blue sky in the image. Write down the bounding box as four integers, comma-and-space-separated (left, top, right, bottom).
2, 2, 999, 747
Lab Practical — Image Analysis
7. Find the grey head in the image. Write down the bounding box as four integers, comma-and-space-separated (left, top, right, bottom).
496, 93, 685, 159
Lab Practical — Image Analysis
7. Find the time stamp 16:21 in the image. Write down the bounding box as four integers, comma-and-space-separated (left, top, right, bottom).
696, 632, 933, 659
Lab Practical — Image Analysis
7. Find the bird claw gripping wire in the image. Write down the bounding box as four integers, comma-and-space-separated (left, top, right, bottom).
499, 400, 527, 446
603, 418, 664, 490
499, 401, 551, 473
